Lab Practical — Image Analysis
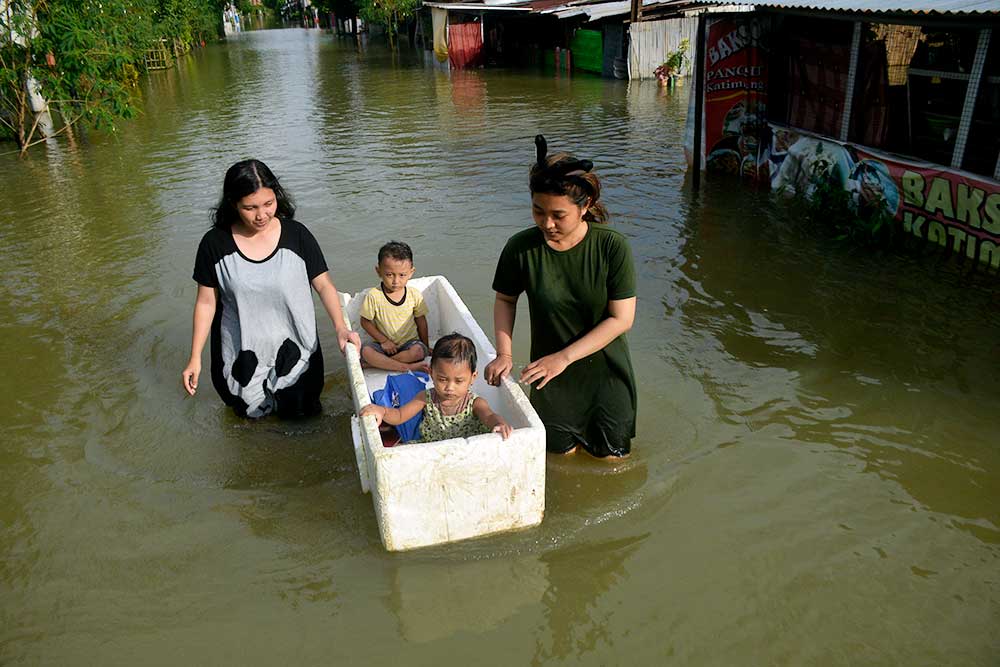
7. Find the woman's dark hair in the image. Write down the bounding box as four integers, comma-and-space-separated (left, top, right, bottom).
378, 240, 413, 264
529, 135, 609, 224
431, 333, 478, 374
212, 159, 295, 229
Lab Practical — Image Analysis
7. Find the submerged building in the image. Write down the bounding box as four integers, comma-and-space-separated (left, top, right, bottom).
417, 0, 1000, 268
681, 0, 1000, 268
417, 0, 703, 79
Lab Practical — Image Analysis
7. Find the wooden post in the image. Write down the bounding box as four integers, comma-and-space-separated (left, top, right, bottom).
691, 12, 706, 190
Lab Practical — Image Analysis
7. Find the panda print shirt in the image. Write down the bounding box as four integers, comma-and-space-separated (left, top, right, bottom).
193, 219, 328, 418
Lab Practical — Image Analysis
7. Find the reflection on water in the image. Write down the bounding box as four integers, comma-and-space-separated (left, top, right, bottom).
388, 555, 549, 642
0, 28, 998, 665
533, 533, 647, 663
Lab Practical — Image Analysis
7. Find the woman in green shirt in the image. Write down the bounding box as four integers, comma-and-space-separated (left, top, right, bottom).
485, 136, 637, 458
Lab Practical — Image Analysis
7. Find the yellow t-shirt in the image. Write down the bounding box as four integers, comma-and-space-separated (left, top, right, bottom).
360, 286, 428, 346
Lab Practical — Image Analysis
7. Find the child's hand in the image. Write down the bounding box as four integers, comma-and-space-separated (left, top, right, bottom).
360, 404, 385, 427
491, 418, 512, 440
381, 340, 398, 355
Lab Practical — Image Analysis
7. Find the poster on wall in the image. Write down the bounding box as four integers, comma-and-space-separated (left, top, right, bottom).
768, 126, 1000, 269
703, 16, 770, 182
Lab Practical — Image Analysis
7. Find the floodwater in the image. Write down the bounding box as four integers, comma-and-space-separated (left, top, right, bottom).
1, 28, 998, 665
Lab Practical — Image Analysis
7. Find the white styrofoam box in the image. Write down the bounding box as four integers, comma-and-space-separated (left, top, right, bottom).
341, 276, 546, 551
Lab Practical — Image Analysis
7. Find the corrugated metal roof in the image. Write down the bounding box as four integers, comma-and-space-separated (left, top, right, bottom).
430, 0, 676, 16
689, 0, 1000, 13
423, 1, 531, 9
540, 0, 663, 18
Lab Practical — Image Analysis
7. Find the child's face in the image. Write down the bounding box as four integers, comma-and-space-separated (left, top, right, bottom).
376, 257, 414, 292
431, 358, 477, 404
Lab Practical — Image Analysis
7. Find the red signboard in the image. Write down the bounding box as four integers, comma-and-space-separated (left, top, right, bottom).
703, 17, 769, 182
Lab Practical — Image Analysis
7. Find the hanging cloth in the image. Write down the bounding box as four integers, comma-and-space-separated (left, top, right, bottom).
448, 22, 483, 70
432, 8, 449, 63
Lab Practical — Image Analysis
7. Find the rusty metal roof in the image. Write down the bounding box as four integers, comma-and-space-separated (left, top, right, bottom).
689, 0, 1000, 14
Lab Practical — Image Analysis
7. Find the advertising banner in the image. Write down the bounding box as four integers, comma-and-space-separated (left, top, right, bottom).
703, 17, 770, 182
768, 126, 1000, 269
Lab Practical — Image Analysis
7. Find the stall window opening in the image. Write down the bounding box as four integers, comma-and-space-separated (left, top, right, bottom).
848, 25, 982, 170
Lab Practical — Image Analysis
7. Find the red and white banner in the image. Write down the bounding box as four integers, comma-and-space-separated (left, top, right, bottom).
703, 17, 770, 183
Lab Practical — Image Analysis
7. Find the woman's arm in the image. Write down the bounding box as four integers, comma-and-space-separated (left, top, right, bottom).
485, 292, 518, 386
360, 392, 427, 426
520, 297, 636, 390
473, 397, 512, 439
312, 272, 361, 353
181, 285, 217, 396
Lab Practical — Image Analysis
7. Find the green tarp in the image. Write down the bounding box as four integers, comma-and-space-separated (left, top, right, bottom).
570, 29, 603, 74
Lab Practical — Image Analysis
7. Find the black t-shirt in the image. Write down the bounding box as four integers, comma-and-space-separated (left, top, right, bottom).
493, 223, 637, 446
193, 219, 329, 418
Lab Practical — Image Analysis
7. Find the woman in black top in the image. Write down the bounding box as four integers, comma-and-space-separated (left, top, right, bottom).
485, 137, 637, 458
181, 159, 359, 418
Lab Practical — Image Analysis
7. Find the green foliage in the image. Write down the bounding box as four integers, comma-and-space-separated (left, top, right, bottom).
154, 0, 224, 45
34, 0, 153, 125
1, 0, 224, 153
359, 0, 418, 47
654, 38, 689, 81
663, 38, 689, 74
784, 142, 895, 248
311, 0, 360, 16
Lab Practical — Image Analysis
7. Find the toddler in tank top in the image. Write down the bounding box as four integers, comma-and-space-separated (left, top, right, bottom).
360, 333, 512, 442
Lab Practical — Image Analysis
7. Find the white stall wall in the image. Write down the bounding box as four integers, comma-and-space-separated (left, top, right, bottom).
628, 17, 698, 80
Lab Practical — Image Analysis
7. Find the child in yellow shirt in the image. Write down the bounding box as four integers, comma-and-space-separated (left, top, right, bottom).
360, 241, 431, 373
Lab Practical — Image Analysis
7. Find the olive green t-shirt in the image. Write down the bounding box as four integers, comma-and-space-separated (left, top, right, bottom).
492, 223, 637, 441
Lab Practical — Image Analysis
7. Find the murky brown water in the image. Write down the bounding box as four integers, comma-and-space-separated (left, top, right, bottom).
1, 28, 998, 665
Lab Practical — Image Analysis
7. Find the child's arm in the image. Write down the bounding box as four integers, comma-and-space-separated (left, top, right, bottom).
360, 317, 398, 355
360, 392, 427, 426
473, 397, 512, 440
415, 315, 429, 349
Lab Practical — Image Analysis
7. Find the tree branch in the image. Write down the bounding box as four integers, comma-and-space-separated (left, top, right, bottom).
19, 107, 85, 155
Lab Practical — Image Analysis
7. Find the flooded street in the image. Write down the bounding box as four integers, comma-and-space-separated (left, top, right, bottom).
1, 28, 998, 664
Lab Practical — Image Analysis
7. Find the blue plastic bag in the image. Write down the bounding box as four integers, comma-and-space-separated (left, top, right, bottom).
371, 371, 431, 442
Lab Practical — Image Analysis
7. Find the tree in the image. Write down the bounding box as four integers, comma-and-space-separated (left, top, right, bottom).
153, 0, 224, 45
1, 0, 155, 153
1, 0, 225, 155
358, 0, 417, 48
